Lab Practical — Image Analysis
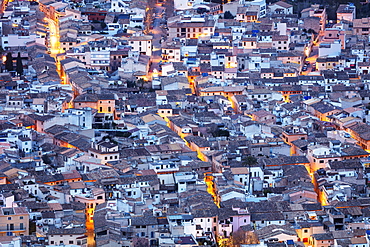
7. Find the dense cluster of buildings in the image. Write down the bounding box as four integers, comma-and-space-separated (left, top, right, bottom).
1, 0, 370, 246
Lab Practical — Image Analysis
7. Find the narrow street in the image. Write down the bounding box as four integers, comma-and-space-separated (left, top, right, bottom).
45, 18, 61, 56
45, 15, 96, 247
148, 3, 167, 74
86, 209, 96, 247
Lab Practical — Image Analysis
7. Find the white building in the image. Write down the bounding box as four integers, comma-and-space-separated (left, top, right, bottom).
109, 0, 129, 12
126, 35, 153, 56
240, 0, 266, 18
63, 108, 93, 129
318, 40, 342, 58
1, 34, 45, 49
129, 14, 145, 29
268, 1, 293, 15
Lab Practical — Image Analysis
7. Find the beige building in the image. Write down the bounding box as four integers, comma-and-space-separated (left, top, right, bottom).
162, 43, 181, 62
301, 4, 327, 31
236, 5, 259, 22
168, 18, 215, 39
336, 4, 356, 23
353, 17, 370, 35
277, 52, 303, 64
74, 187, 105, 211
0, 207, 29, 237
272, 35, 289, 51
268, 1, 293, 15
60, 37, 78, 52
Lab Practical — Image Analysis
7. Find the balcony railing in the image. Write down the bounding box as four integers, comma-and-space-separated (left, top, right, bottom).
0, 227, 26, 232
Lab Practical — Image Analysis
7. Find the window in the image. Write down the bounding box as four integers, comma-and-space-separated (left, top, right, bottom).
8, 217, 11, 220
304, 229, 308, 233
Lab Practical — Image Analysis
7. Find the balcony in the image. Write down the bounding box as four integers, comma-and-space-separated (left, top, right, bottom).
0, 227, 26, 232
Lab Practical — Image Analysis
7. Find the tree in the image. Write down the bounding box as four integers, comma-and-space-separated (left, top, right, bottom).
16, 52, 23, 76
263, 188, 272, 197
307, 28, 317, 34
132, 237, 149, 247
231, 228, 247, 247
224, 11, 234, 19
242, 155, 257, 167
121, 132, 131, 138
100, 22, 107, 29
126, 80, 136, 88
5, 52, 13, 72
136, 78, 146, 88
41, 154, 52, 165
213, 129, 230, 137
